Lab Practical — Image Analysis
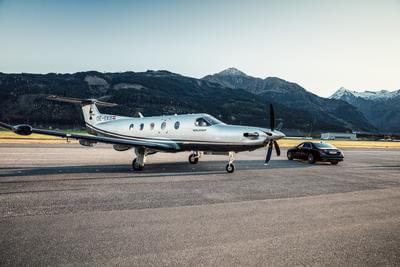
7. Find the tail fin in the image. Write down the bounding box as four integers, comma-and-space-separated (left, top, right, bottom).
47, 95, 118, 126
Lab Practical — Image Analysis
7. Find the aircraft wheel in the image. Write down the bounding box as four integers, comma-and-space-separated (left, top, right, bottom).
226, 163, 235, 173
189, 154, 199, 164
132, 158, 144, 171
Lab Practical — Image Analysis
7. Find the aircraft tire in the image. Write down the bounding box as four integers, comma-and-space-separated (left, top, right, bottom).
132, 158, 144, 171
189, 154, 199, 164
226, 163, 235, 173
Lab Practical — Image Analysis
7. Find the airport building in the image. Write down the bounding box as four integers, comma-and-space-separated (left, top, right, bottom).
320, 132, 357, 140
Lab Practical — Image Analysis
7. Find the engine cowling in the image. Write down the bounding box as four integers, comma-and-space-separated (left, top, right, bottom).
113, 144, 132, 151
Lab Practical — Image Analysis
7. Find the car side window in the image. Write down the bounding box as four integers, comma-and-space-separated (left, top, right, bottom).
297, 143, 304, 148
303, 143, 311, 148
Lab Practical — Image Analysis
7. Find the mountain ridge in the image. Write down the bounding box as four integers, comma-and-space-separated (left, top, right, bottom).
329, 87, 400, 133
0, 69, 377, 134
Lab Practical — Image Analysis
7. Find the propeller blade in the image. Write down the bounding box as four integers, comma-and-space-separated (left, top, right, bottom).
274, 140, 281, 156
265, 141, 273, 164
269, 104, 275, 131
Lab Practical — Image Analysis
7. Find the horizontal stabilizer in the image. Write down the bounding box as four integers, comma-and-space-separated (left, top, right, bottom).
47, 95, 118, 107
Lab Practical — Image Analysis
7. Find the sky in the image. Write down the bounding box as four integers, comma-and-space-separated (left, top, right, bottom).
0, 0, 399, 97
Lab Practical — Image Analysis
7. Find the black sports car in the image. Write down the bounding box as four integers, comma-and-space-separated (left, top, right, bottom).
287, 142, 344, 165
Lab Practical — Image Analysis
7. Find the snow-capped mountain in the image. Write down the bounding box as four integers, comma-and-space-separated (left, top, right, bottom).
216, 67, 247, 76
330, 87, 400, 133
330, 87, 400, 101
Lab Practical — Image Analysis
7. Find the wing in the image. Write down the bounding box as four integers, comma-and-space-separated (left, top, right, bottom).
0, 122, 179, 152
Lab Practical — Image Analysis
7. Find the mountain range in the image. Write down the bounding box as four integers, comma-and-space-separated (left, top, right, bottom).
0, 68, 384, 135
330, 87, 400, 133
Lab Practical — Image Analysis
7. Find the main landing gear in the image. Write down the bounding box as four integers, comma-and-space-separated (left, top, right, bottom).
132, 147, 146, 171
188, 151, 201, 164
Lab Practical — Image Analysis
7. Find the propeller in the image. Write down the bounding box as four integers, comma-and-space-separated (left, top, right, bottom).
264, 104, 282, 165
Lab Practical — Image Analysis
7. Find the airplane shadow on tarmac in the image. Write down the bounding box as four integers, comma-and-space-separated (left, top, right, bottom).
0, 159, 312, 180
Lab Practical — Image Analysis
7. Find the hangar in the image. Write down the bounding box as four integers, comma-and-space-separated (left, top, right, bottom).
320, 132, 357, 140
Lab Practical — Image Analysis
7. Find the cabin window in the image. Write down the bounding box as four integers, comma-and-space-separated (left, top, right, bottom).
140, 123, 144, 130
174, 121, 180, 129
161, 121, 166, 130
129, 124, 134, 130
195, 117, 211, 127
150, 122, 155, 130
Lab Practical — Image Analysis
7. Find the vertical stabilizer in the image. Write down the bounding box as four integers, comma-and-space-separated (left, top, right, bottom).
46, 95, 118, 128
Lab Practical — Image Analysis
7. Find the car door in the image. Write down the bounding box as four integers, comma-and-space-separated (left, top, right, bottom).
294, 143, 304, 158
301, 142, 311, 159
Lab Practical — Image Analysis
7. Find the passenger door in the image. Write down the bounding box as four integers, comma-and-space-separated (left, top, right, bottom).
294, 143, 304, 158
301, 143, 311, 159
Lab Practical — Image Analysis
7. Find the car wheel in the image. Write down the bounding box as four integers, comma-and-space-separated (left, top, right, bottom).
307, 153, 315, 164
331, 161, 339, 165
287, 152, 293, 160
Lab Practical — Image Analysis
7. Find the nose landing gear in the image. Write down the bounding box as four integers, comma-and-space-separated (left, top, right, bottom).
226, 151, 235, 173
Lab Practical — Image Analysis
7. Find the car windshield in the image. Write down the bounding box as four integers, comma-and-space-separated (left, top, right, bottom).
314, 143, 336, 149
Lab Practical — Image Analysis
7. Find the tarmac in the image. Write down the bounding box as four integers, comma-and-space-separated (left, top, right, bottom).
1, 144, 400, 266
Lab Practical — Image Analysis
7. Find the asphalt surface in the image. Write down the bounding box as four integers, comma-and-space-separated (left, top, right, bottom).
1, 144, 400, 266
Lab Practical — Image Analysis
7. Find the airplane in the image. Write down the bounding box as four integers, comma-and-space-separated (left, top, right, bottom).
0, 95, 285, 173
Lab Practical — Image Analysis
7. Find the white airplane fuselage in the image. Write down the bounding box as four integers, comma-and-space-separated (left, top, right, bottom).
84, 112, 285, 153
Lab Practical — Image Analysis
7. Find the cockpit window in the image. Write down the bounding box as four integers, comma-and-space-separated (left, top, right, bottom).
195, 116, 223, 127
204, 115, 223, 125
129, 124, 134, 130
140, 123, 144, 130
195, 118, 211, 127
